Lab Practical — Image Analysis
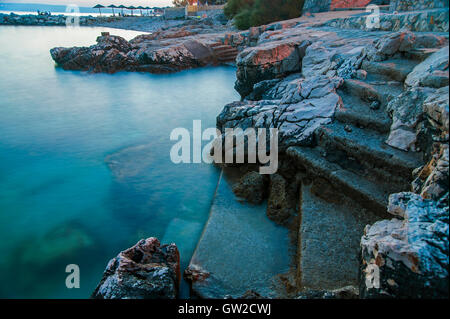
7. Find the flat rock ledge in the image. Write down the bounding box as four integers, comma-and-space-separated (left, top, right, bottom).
92, 237, 180, 299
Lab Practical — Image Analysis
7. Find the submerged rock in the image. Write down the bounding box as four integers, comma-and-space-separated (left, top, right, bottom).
92, 238, 180, 299
360, 192, 449, 298
267, 174, 295, 225
232, 171, 267, 204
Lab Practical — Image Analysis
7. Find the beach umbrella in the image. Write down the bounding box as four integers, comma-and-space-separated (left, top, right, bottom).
93, 4, 105, 16
127, 6, 136, 16
108, 4, 117, 16
118, 5, 126, 15
137, 6, 145, 16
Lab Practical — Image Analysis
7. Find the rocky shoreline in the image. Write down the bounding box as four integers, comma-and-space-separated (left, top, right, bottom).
48, 3, 449, 299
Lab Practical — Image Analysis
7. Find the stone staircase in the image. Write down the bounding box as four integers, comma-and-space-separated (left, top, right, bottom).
210, 42, 239, 64
287, 50, 428, 291
187, 167, 293, 298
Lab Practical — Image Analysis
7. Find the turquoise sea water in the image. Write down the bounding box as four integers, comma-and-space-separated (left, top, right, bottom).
0, 25, 239, 298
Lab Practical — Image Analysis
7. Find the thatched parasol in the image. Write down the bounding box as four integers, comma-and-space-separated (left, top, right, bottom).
127, 6, 136, 16
93, 4, 105, 16
118, 5, 126, 16
108, 4, 117, 16
137, 6, 144, 16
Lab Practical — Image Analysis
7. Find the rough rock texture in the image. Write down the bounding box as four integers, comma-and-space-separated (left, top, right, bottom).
390, 0, 449, 12
385, 86, 434, 151
218, 75, 343, 150
405, 46, 449, 88
413, 143, 449, 201
232, 171, 267, 204
235, 39, 309, 98
360, 192, 449, 298
51, 33, 219, 74
50, 21, 237, 73
364, 31, 448, 62
92, 238, 180, 299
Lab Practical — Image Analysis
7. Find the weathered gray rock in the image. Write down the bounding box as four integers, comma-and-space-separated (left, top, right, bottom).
413, 143, 449, 201
235, 39, 309, 98
217, 75, 343, 150
364, 31, 448, 62
51, 35, 136, 73
92, 238, 180, 299
385, 87, 434, 151
405, 46, 449, 88
360, 192, 449, 298
50, 27, 234, 74
423, 85, 449, 132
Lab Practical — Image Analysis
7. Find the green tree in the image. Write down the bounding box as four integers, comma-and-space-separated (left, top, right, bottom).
225, 0, 304, 30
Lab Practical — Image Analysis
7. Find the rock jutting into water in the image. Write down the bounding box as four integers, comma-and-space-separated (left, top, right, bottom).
50, 20, 239, 74
92, 238, 180, 299
52, 2, 449, 299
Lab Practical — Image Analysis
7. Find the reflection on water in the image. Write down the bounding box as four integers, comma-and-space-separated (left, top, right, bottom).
0, 26, 239, 298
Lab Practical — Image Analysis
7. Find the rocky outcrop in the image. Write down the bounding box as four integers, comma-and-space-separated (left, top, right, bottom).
50, 21, 240, 74
92, 238, 180, 299
360, 192, 449, 298
363, 31, 448, 62
235, 39, 309, 98
50, 33, 223, 74
218, 75, 343, 150
232, 171, 267, 204
0, 12, 117, 26
405, 46, 449, 88
214, 17, 448, 298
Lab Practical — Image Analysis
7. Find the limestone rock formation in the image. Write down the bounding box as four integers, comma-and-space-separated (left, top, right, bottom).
405, 46, 449, 88
92, 238, 180, 299
218, 75, 343, 150
50, 21, 237, 74
232, 171, 267, 204
360, 192, 449, 298
235, 39, 309, 98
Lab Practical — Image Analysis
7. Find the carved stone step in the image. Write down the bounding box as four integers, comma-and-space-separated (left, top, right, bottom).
315, 122, 423, 183
287, 146, 394, 215
343, 78, 403, 107
361, 58, 420, 82
335, 90, 392, 133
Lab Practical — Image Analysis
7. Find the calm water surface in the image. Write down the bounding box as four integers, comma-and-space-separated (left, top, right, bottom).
0, 26, 239, 298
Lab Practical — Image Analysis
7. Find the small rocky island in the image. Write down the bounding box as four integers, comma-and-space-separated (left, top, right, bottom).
49, 0, 449, 299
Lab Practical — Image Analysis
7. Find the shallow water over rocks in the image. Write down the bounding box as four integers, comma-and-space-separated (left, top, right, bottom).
0, 26, 239, 298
